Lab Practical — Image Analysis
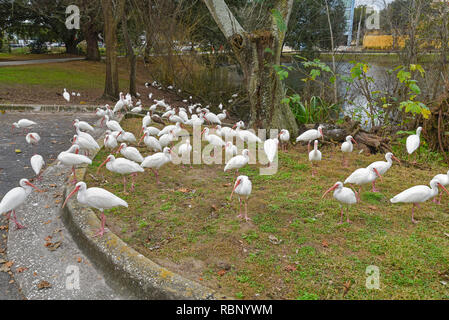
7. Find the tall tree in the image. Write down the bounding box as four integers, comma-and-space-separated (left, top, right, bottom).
101, 0, 126, 99
202, 0, 299, 134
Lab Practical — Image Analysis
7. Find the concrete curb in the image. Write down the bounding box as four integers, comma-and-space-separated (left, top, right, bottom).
1, 104, 101, 113
62, 113, 226, 300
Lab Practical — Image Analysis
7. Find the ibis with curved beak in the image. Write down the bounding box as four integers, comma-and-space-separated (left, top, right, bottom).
322, 182, 357, 224
344, 166, 383, 201
230, 176, 252, 222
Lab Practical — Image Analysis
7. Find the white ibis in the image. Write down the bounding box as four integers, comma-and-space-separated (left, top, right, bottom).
0, 179, 43, 229
73, 134, 98, 156
344, 166, 382, 201
279, 129, 290, 151
113, 92, 126, 115
341, 135, 357, 167
178, 108, 189, 123
63, 182, 128, 237
322, 182, 357, 224
233, 125, 262, 144
204, 111, 222, 125
217, 110, 229, 121
74, 124, 100, 150
98, 155, 144, 193
12, 119, 37, 134
142, 126, 160, 137
158, 123, 180, 137
159, 130, 175, 148
202, 127, 226, 148
406, 126, 422, 163
308, 140, 322, 177
216, 125, 235, 139
131, 105, 142, 114
26, 133, 40, 152
141, 112, 153, 135
104, 115, 123, 132
63, 89, 70, 102
141, 147, 173, 184
104, 131, 121, 151
230, 175, 252, 222
263, 138, 279, 167
117, 131, 137, 144
30, 155, 45, 180
367, 152, 401, 192
73, 119, 94, 133
224, 149, 250, 176
57, 144, 92, 184
391, 179, 449, 224
117, 143, 144, 163
432, 170, 449, 204
225, 142, 238, 162
177, 138, 192, 168
139, 130, 163, 152
296, 125, 324, 153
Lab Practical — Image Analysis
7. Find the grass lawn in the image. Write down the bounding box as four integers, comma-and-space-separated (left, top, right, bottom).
84, 117, 449, 300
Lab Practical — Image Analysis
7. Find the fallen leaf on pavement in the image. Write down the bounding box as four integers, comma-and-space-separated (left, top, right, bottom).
16, 267, 28, 273
37, 280, 52, 290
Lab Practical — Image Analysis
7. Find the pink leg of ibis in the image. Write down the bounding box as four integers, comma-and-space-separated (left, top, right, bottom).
12, 210, 26, 229
372, 181, 379, 193
338, 207, 344, 225
411, 203, 418, 224
123, 176, 128, 194
237, 198, 243, 219
94, 212, 107, 237
244, 200, 251, 222
346, 207, 352, 223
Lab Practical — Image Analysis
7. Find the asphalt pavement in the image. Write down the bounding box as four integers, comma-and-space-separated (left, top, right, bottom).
0, 111, 97, 299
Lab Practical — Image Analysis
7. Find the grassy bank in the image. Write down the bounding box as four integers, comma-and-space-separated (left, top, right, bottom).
84, 117, 449, 300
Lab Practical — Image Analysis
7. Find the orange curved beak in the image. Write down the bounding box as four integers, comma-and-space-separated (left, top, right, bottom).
392, 155, 401, 164
25, 180, 44, 193
62, 185, 80, 208
230, 179, 241, 201
351, 138, 357, 145
322, 184, 338, 199
97, 157, 110, 174
438, 183, 449, 196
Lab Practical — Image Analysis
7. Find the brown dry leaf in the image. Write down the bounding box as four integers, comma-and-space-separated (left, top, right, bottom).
343, 280, 351, 297
77, 257, 82, 263
37, 280, 52, 290
49, 184, 57, 188
43, 220, 52, 225
284, 265, 297, 272
44, 236, 53, 242
16, 267, 28, 273
44, 205, 50, 209
54, 199, 61, 204
211, 204, 218, 211
367, 205, 378, 210
217, 270, 227, 277
322, 240, 329, 248
0, 225, 8, 230
177, 188, 190, 193
0, 261, 14, 273
45, 241, 61, 251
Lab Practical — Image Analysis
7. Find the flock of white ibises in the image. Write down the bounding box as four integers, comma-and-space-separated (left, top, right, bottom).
1, 84, 449, 238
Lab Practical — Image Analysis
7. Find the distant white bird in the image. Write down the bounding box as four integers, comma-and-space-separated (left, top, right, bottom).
432, 170, 449, 204
117, 143, 144, 163
73, 119, 94, 133
234, 125, 262, 144
278, 129, 290, 151
216, 125, 235, 139
225, 142, 238, 162
203, 127, 225, 148
177, 138, 193, 168
57, 145, 92, 184
406, 126, 422, 162
224, 149, 250, 176
159, 131, 175, 148
104, 115, 123, 132
367, 152, 400, 192
98, 155, 144, 193
104, 131, 121, 151
296, 125, 324, 153
230, 175, 252, 221
30, 155, 45, 180
0, 179, 43, 229
264, 138, 279, 166
141, 147, 173, 184
344, 166, 382, 201
204, 112, 222, 125
63, 88, 70, 102
139, 130, 162, 152
141, 113, 153, 135
322, 182, 357, 224
12, 119, 37, 134
131, 105, 142, 113
308, 140, 322, 176
26, 133, 40, 148
63, 182, 128, 237
341, 135, 357, 167
217, 110, 229, 121
113, 92, 126, 114
391, 179, 449, 224
117, 131, 137, 144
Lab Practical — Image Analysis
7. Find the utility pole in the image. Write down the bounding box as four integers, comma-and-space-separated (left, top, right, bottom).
355, 6, 364, 48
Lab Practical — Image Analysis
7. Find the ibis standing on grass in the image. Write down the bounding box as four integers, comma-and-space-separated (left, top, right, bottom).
432, 170, 449, 204
308, 140, 322, 177
230, 176, 252, 222
367, 152, 401, 192
0, 179, 43, 229
341, 136, 357, 167
57, 145, 92, 184
63, 182, 128, 237
296, 125, 324, 153
263, 138, 279, 167
224, 149, 250, 176
97, 155, 144, 193
141, 147, 173, 184
344, 166, 383, 201
390, 179, 449, 224
322, 182, 357, 224
406, 126, 422, 163
279, 129, 290, 151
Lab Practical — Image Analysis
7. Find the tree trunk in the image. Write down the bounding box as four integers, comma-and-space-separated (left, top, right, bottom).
122, 15, 137, 96
64, 37, 79, 55
86, 25, 100, 61
234, 32, 298, 134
